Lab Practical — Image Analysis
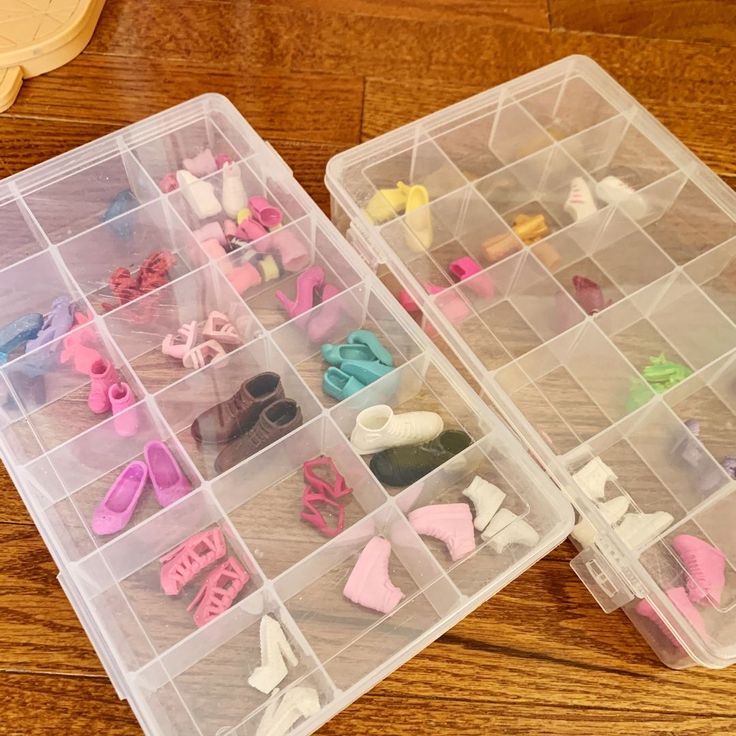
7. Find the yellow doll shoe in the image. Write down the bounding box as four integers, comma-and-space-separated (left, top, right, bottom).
364, 181, 410, 224
403, 183, 432, 252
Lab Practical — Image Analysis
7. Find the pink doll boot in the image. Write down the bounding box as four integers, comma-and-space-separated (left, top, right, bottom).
408, 503, 476, 561
159, 527, 226, 596
109, 381, 138, 437
672, 534, 726, 604
188, 556, 249, 627
91, 460, 148, 535
88, 358, 119, 413
144, 440, 192, 507
343, 536, 404, 614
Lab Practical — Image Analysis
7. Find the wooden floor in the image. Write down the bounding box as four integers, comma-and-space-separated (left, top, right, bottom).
2, 1, 736, 734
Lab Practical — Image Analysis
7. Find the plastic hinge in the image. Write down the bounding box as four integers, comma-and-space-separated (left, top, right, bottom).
570, 546, 635, 614
346, 222, 383, 270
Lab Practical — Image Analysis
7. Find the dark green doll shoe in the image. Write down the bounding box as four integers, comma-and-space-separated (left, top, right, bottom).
369, 429, 472, 486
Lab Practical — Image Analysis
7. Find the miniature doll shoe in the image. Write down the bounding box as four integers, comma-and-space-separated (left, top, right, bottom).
109, 382, 138, 437
343, 536, 404, 614
427, 282, 472, 325
572, 275, 611, 315
672, 534, 726, 605
404, 183, 432, 251
448, 256, 495, 299
364, 181, 409, 224
202, 311, 242, 347
322, 366, 365, 401
347, 329, 394, 366
25, 296, 75, 353
303, 455, 352, 499
350, 404, 444, 455
60, 312, 103, 375
221, 162, 248, 218
512, 213, 549, 245
144, 440, 192, 507
183, 340, 226, 369
237, 207, 252, 224
306, 284, 342, 342
398, 289, 421, 314
480, 509, 539, 553
177, 170, 222, 219
408, 503, 476, 561
255, 686, 320, 736
301, 487, 345, 537
275, 266, 325, 319
228, 262, 263, 294
462, 475, 506, 531
482, 231, 523, 265
199, 237, 228, 263
159, 173, 178, 193
270, 229, 310, 272
249, 196, 283, 229
258, 254, 281, 283
102, 190, 138, 238
215, 153, 233, 169
571, 495, 630, 548
564, 177, 597, 222
192, 221, 227, 246
248, 615, 299, 694
187, 556, 249, 627
88, 358, 119, 414
183, 148, 217, 178
617, 511, 673, 549
321, 342, 376, 366
571, 456, 617, 501
223, 218, 238, 240
667, 586, 707, 637
0, 312, 44, 363
340, 359, 393, 386
635, 598, 682, 648
162, 321, 198, 360
595, 176, 647, 221
91, 460, 148, 536
159, 527, 226, 596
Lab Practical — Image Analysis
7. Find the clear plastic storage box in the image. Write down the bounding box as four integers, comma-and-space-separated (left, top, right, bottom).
0, 95, 573, 735
326, 55, 736, 670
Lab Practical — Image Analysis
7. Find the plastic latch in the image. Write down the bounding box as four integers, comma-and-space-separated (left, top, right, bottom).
346, 223, 383, 270
570, 546, 635, 614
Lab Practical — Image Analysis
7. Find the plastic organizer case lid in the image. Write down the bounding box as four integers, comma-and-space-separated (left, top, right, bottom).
325, 55, 736, 670
0, 94, 573, 736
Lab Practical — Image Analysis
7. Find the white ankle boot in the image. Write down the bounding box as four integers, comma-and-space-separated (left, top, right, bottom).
462, 475, 506, 531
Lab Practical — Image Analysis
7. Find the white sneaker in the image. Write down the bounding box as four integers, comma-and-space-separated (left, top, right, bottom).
481, 508, 539, 553
572, 456, 617, 501
176, 169, 222, 219
462, 475, 506, 531
349, 404, 443, 455
617, 511, 673, 549
564, 177, 597, 221
571, 495, 630, 547
595, 176, 647, 221
221, 162, 248, 219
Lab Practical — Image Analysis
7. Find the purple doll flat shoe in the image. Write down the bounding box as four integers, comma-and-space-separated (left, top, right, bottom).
25, 296, 76, 353
144, 440, 192, 507
92, 460, 148, 536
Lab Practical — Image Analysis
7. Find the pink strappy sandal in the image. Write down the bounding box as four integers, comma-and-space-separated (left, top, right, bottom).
187, 555, 250, 627
303, 455, 352, 500
301, 487, 345, 537
202, 311, 242, 347
160, 527, 226, 596
162, 321, 198, 360
182, 339, 226, 369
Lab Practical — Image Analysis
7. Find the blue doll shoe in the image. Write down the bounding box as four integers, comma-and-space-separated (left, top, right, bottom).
340, 359, 393, 386
0, 313, 44, 364
347, 329, 394, 366
320, 342, 375, 366
103, 190, 138, 239
323, 367, 365, 401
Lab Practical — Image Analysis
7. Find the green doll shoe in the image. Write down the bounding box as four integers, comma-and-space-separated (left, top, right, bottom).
322, 366, 365, 401
340, 359, 393, 386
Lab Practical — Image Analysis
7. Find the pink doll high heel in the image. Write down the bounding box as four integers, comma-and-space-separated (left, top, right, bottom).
144, 440, 192, 507
91, 460, 148, 536
301, 487, 345, 537
303, 455, 352, 499
343, 536, 404, 614
306, 284, 342, 342
275, 266, 325, 318
187, 556, 249, 627
159, 527, 226, 596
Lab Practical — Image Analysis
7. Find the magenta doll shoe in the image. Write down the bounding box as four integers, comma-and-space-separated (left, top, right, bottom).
188, 556, 249, 627
91, 460, 148, 535
144, 440, 192, 507
160, 527, 226, 596
235, 217, 268, 242
408, 503, 476, 561
183, 148, 217, 178
343, 536, 404, 614
88, 358, 119, 414
307, 284, 342, 342
109, 382, 138, 437
672, 534, 726, 605
448, 256, 495, 299
249, 196, 283, 228
276, 265, 325, 318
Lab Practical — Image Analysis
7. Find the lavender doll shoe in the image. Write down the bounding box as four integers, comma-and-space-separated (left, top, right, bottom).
25, 296, 75, 353
91, 461, 148, 536
144, 440, 192, 507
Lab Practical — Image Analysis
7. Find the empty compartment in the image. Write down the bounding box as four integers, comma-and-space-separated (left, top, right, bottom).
275, 504, 460, 691
684, 237, 736, 323
103, 264, 260, 393
330, 355, 488, 494
223, 217, 362, 331
0, 318, 144, 464
425, 101, 553, 181
153, 335, 323, 480
21, 400, 199, 561
536, 206, 675, 315
213, 415, 387, 578
20, 143, 159, 243
639, 172, 736, 265
475, 146, 598, 236
495, 321, 653, 455
58, 199, 200, 316
69, 490, 262, 669
595, 272, 736, 404
271, 282, 425, 408
0, 192, 48, 269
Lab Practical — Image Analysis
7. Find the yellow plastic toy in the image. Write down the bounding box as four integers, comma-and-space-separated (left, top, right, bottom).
0, 0, 106, 113
363, 181, 409, 224
403, 183, 432, 252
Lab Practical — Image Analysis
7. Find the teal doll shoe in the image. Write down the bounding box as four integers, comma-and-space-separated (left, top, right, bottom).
341, 359, 393, 385
321, 342, 375, 366
323, 367, 365, 401
348, 329, 394, 366
0, 313, 44, 364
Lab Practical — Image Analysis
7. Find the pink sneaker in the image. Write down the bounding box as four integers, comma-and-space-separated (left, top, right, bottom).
88, 358, 119, 414
343, 536, 404, 614
144, 440, 192, 507
159, 527, 226, 596
91, 460, 148, 536
672, 534, 726, 605
109, 382, 138, 437
187, 556, 249, 627
408, 503, 476, 561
